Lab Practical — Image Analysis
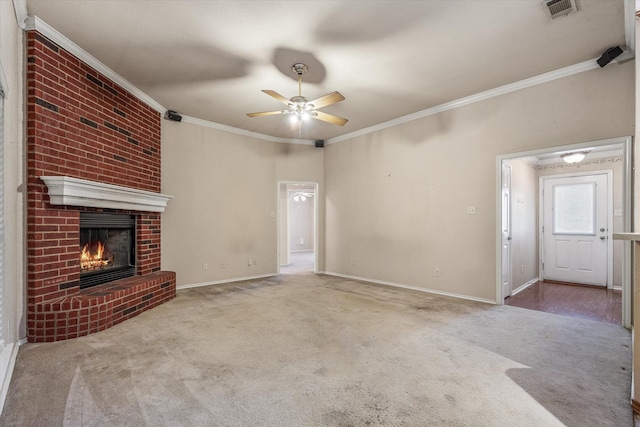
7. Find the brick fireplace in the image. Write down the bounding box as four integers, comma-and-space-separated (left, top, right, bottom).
26, 31, 176, 342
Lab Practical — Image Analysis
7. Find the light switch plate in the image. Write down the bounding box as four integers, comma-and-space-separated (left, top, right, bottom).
466, 206, 476, 215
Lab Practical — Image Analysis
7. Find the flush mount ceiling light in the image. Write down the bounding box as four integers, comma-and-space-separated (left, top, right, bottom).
561, 151, 588, 163
290, 191, 314, 202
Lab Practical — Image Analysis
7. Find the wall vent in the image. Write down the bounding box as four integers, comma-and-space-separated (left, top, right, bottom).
543, 0, 578, 19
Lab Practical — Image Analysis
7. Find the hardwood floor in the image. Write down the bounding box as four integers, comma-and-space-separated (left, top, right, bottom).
505, 281, 622, 325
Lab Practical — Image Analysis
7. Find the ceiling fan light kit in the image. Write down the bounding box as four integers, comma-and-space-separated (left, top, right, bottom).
247, 63, 348, 127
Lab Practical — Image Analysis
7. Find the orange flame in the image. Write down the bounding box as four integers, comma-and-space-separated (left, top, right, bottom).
80, 241, 112, 271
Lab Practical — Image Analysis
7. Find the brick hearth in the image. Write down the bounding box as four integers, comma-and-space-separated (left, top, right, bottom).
26, 31, 176, 342
32, 271, 175, 341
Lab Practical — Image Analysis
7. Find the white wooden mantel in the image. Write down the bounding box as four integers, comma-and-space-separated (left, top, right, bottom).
40, 176, 172, 212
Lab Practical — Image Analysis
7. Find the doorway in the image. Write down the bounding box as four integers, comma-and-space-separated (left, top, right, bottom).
496, 136, 632, 327
277, 181, 318, 274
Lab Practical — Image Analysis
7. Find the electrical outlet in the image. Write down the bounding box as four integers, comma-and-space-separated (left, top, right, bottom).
252, 259, 256, 266
466, 206, 476, 215
248, 259, 252, 266
221, 262, 226, 269
350, 258, 355, 265
202, 263, 208, 271
521, 264, 524, 273
435, 268, 441, 277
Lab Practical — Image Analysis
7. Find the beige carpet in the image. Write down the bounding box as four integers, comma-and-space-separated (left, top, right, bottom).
1, 274, 632, 426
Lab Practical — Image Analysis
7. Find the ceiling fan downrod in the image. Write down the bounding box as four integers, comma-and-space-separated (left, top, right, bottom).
292, 63, 308, 98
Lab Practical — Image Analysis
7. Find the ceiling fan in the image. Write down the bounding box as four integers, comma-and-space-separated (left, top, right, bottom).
247, 63, 348, 126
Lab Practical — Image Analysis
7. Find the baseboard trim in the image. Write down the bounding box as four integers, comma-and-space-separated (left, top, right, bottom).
511, 278, 539, 296
322, 272, 496, 305
177, 274, 277, 290
0, 342, 21, 416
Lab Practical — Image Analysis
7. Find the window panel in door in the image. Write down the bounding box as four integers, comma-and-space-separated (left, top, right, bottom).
553, 183, 595, 235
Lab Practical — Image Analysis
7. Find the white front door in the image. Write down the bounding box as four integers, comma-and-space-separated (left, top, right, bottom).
542, 174, 608, 286
501, 163, 512, 299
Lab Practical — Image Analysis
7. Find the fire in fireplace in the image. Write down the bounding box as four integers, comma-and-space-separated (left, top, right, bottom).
79, 212, 136, 289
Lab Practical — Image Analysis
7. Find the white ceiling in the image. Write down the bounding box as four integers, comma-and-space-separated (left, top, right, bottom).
23, 0, 631, 142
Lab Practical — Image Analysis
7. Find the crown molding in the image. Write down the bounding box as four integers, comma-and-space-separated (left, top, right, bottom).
179, 115, 315, 145
326, 52, 634, 145
17, 8, 635, 147
22, 15, 166, 115
12, 0, 27, 28
20, 14, 308, 145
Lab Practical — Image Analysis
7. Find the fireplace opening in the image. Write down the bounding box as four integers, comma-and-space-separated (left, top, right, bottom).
80, 213, 136, 289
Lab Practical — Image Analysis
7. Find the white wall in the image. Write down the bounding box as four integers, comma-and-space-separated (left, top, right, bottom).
0, 0, 26, 409
509, 158, 538, 292
161, 121, 324, 287
324, 63, 634, 302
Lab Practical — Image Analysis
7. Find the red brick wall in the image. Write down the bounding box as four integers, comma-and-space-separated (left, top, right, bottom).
26, 31, 170, 341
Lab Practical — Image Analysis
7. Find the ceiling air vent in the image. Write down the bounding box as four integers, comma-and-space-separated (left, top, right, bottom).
543, 0, 578, 19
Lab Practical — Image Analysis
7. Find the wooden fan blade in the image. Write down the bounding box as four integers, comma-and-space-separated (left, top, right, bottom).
262, 90, 291, 105
313, 110, 348, 126
309, 91, 345, 109
246, 110, 283, 117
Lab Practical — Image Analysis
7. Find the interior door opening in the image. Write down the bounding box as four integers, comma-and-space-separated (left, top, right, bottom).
496, 136, 632, 328
277, 181, 318, 275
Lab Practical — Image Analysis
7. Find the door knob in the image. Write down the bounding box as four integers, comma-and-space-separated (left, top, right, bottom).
600, 236, 606, 240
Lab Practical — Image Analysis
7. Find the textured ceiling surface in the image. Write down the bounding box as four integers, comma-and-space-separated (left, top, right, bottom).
25, 0, 627, 141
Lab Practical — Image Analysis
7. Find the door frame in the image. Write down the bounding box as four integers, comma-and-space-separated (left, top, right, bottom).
538, 171, 613, 288
276, 181, 319, 274
501, 161, 512, 299
495, 136, 632, 328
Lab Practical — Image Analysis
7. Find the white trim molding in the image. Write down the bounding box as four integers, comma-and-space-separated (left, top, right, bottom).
12, 0, 27, 27
20, 14, 309, 146
40, 176, 172, 212
0, 342, 20, 417
22, 15, 165, 114
326, 53, 634, 145
176, 274, 277, 290
179, 115, 314, 145
511, 278, 539, 296
322, 272, 496, 305
16, 6, 635, 147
